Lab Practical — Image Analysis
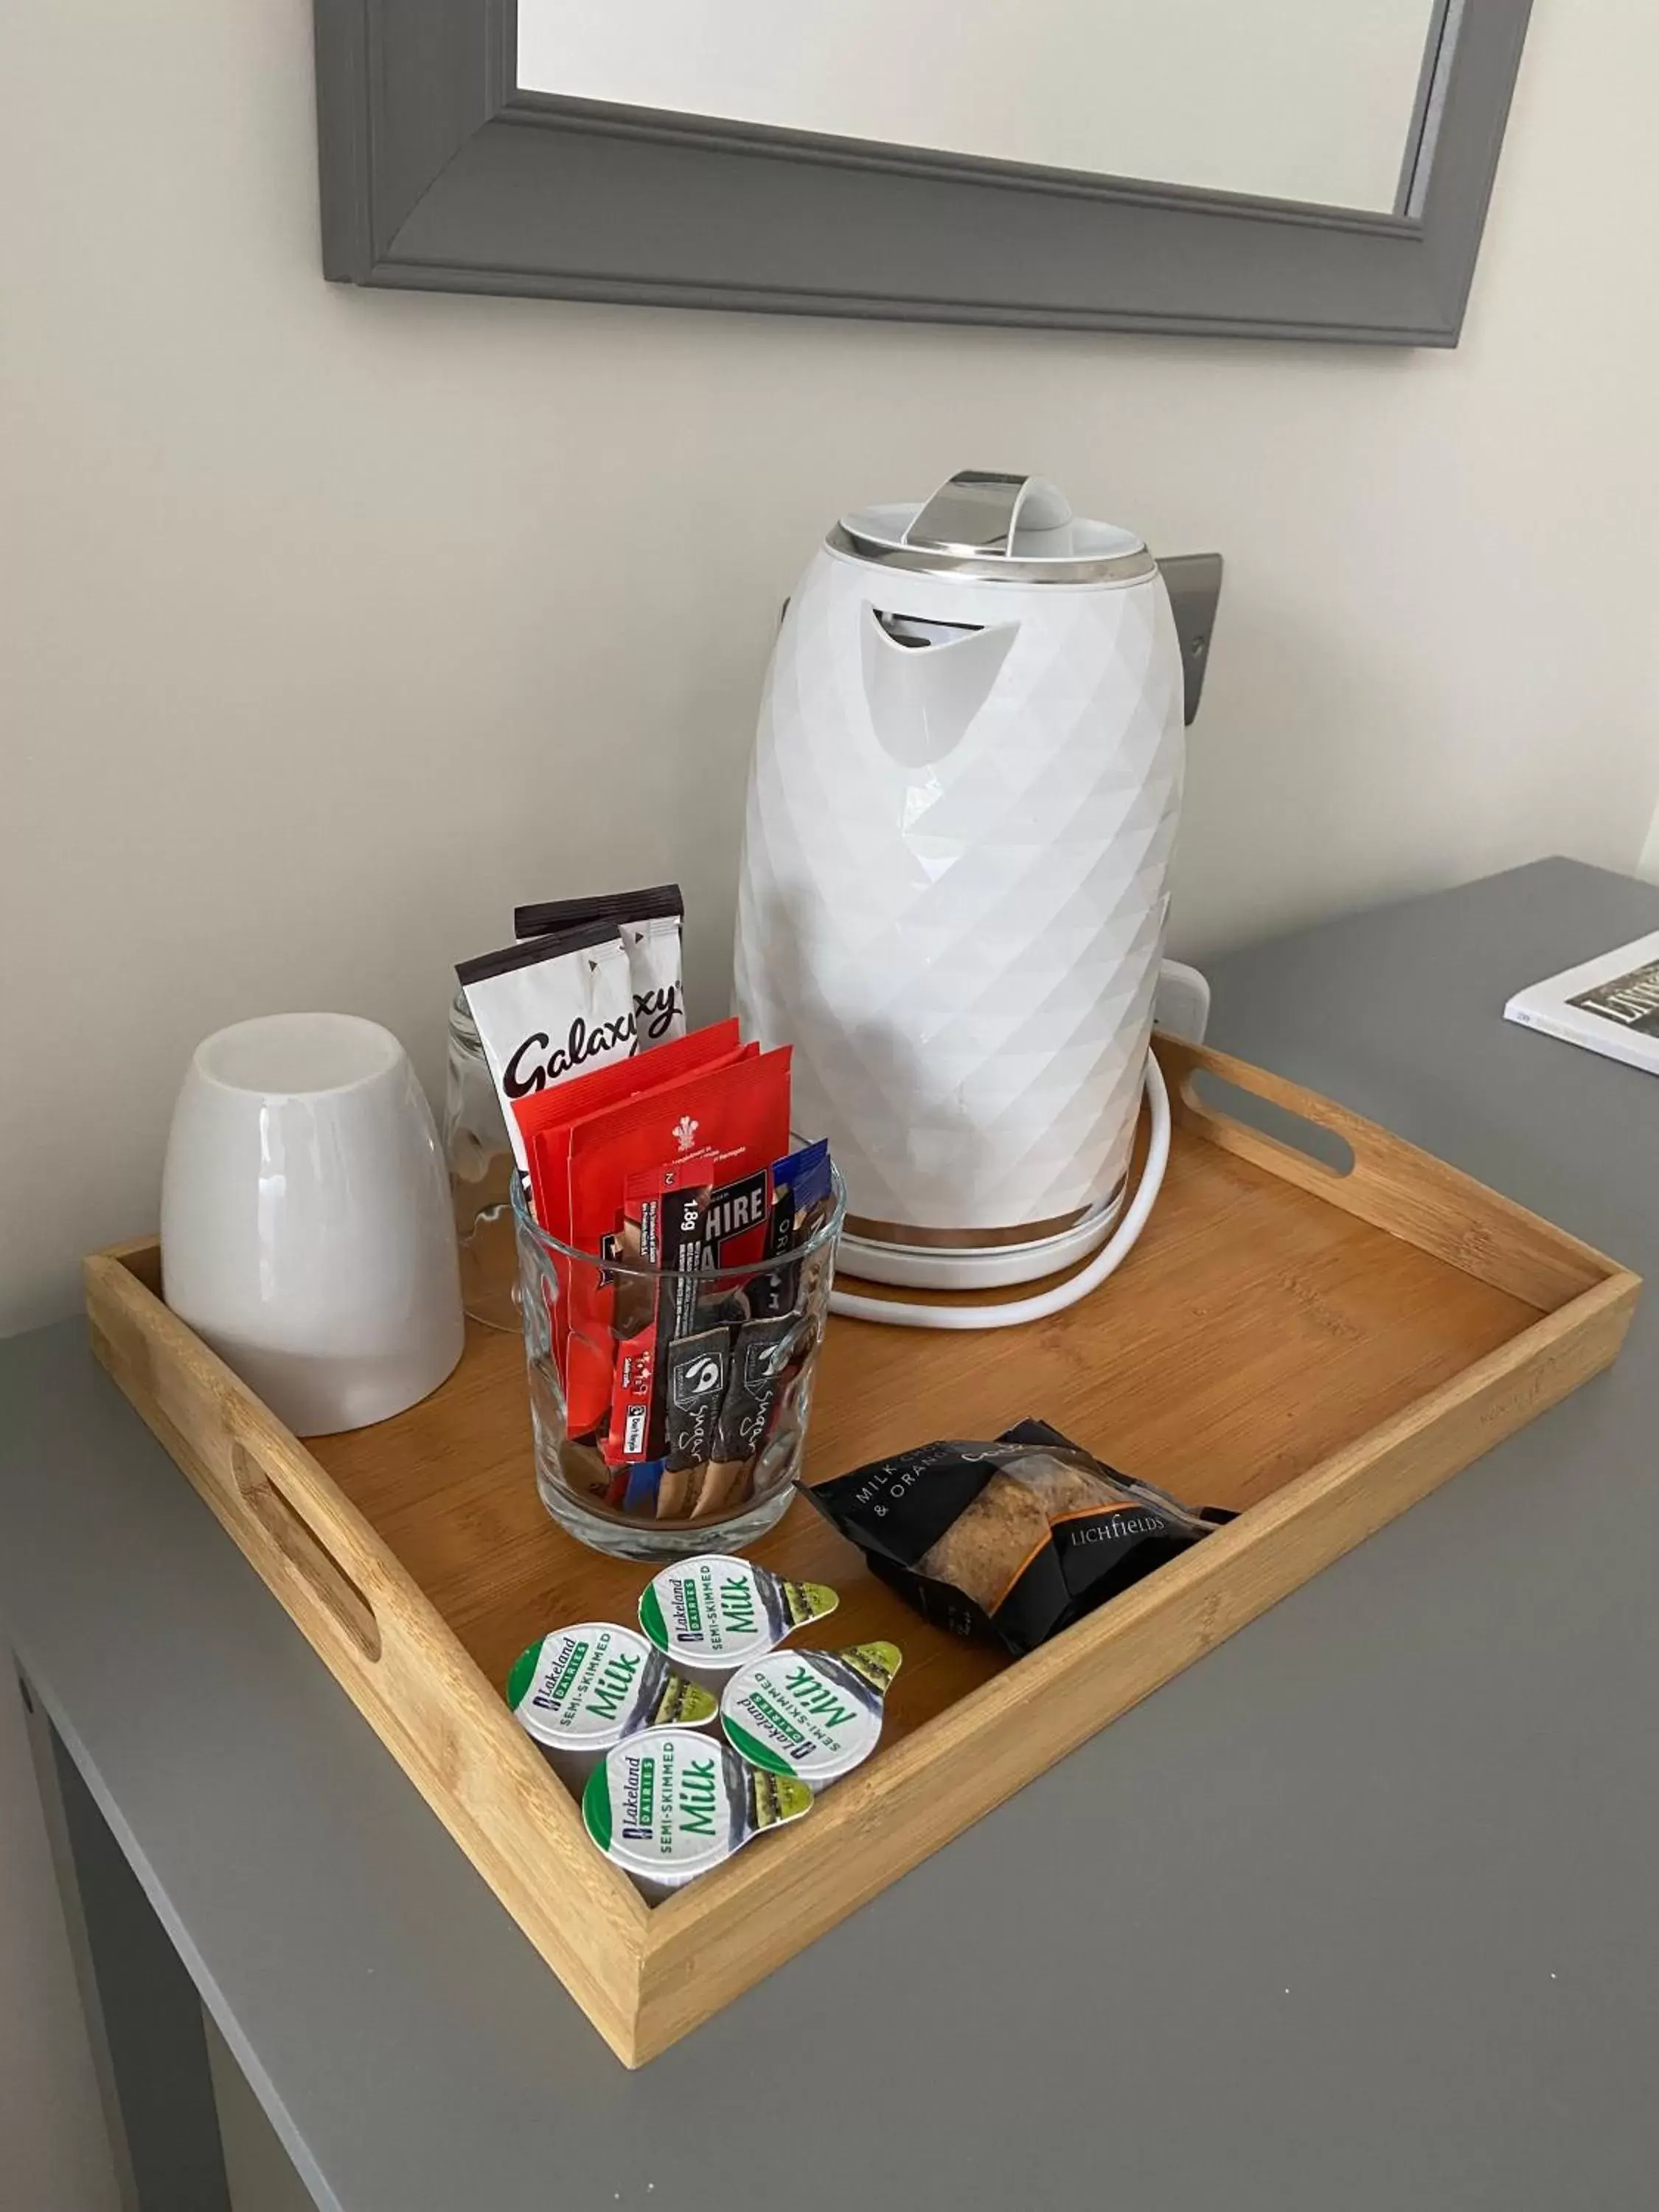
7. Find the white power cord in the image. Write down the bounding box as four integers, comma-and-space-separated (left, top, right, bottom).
827, 1049, 1172, 1331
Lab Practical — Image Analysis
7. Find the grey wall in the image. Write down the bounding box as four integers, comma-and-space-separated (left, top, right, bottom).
205, 2013, 314, 2212
0, 1669, 123, 2212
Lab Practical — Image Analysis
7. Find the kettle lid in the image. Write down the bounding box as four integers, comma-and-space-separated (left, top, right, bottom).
833, 470, 1152, 586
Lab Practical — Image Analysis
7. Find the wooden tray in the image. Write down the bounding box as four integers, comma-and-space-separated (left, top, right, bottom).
84, 1039, 1639, 2065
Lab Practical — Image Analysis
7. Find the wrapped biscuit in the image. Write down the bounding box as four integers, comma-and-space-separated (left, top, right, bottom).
804, 1420, 1222, 1656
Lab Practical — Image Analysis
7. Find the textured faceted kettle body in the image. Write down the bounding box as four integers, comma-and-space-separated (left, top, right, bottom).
734, 527, 1185, 1237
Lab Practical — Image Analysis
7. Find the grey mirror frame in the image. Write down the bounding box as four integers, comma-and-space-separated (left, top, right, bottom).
316, 0, 1530, 344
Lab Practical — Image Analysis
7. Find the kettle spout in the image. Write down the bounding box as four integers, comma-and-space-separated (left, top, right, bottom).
860, 603, 1017, 768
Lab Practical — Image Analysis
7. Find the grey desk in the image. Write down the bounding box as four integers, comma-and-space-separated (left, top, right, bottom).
4, 858, 1657, 2212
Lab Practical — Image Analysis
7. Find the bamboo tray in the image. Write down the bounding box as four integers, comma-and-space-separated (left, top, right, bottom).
84, 1038, 1639, 2065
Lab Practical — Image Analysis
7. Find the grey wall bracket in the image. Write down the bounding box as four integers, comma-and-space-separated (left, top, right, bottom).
1158, 554, 1224, 725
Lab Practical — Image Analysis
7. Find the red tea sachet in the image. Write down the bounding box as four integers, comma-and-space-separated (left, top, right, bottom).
513, 1020, 745, 1382
512, 1018, 742, 1232
557, 1046, 793, 1439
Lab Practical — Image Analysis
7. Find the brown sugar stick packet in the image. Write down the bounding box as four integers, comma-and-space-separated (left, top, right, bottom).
688, 1145, 827, 1514
615, 1172, 722, 1518
657, 1327, 731, 1519
693, 1312, 804, 1518
605, 1168, 708, 1507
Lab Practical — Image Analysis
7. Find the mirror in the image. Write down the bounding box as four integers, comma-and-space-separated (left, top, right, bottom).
319, 0, 1529, 341
518, 0, 1447, 212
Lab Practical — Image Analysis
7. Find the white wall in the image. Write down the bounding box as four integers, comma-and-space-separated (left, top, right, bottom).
3, 0, 1658, 1346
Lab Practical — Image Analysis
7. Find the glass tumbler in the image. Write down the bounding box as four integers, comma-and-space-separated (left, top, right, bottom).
443, 990, 518, 1332
511, 1166, 845, 1560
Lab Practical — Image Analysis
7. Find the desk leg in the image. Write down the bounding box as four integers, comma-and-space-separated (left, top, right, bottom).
21, 1667, 232, 2212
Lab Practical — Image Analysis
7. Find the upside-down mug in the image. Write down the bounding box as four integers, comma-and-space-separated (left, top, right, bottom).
160, 1012, 464, 1436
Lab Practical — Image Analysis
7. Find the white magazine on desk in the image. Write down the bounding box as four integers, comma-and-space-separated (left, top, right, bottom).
1504, 931, 1659, 1075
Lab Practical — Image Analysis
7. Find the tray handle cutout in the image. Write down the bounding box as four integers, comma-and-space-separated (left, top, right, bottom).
229, 1439, 383, 1664
1184, 1067, 1356, 1179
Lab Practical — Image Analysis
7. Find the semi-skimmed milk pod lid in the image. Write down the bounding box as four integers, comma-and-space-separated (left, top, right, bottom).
638, 1554, 838, 1674
582, 1725, 813, 1888
506, 1622, 716, 1753
720, 1641, 902, 1787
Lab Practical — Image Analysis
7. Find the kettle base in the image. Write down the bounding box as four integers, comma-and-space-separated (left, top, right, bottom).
844, 1200, 1092, 1251
835, 1189, 1126, 1294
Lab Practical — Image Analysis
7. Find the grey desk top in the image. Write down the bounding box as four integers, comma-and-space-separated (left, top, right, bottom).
4, 857, 1658, 2212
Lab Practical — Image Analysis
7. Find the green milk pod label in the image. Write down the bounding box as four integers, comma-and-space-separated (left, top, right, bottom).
720, 1642, 902, 1786
582, 1725, 813, 1888
506, 1623, 714, 1750
639, 1554, 838, 1672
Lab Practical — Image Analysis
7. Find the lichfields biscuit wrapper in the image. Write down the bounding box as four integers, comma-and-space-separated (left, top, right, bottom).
804, 1420, 1222, 1656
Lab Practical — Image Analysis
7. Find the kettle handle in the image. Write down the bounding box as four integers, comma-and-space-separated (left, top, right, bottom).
903, 470, 1071, 557
1153, 960, 1211, 1046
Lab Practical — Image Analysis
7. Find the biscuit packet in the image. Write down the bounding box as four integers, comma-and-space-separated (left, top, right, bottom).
804, 1420, 1222, 1656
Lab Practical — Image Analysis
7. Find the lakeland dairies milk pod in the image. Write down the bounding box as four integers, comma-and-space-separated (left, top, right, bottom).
719, 1640, 901, 1789
506, 1621, 717, 1788
733, 470, 1186, 1292
582, 1725, 813, 1898
639, 1554, 838, 1686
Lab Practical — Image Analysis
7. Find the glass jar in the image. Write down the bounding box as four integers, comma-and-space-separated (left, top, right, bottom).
443, 990, 518, 1332
511, 1164, 845, 1560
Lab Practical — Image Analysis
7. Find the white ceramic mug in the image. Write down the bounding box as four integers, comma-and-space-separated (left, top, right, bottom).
161, 1013, 465, 1436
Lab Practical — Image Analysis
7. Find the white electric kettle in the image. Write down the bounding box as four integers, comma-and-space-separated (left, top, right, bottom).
734, 469, 1212, 1329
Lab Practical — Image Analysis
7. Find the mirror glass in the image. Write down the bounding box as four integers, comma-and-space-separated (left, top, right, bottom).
518, 0, 1446, 213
